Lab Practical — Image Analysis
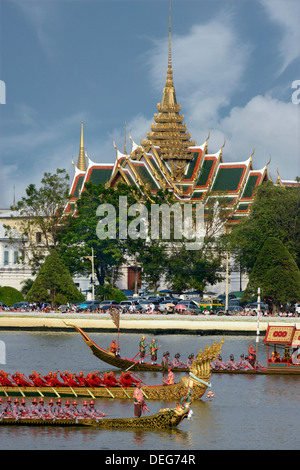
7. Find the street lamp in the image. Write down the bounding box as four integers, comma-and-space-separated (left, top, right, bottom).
84, 248, 95, 300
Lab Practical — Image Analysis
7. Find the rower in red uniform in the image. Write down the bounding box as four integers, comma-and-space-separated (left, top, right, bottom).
50, 372, 66, 387
0, 372, 14, 386
248, 344, 256, 366
103, 371, 119, 387
75, 371, 88, 386
119, 371, 135, 387
12, 371, 32, 387
65, 373, 80, 387
29, 371, 48, 387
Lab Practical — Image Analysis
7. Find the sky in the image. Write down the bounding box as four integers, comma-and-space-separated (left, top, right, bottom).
0, 0, 299, 208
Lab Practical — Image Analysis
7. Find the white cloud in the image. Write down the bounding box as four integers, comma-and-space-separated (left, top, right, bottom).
260, 0, 300, 73
216, 94, 300, 179
147, 9, 252, 132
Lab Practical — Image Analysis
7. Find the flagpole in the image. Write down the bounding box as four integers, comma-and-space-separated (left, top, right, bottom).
255, 287, 261, 368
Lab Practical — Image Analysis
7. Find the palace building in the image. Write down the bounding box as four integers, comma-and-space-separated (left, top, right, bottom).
65, 11, 271, 227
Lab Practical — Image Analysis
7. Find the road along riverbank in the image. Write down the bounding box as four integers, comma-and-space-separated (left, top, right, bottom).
0, 312, 299, 335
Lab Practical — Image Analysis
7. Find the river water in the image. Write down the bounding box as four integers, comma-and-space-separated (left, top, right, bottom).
0, 330, 299, 451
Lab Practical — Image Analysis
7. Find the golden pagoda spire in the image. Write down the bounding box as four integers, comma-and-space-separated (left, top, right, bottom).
146, 0, 195, 181
77, 121, 87, 172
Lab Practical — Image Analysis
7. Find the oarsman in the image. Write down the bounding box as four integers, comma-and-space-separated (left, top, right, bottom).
63, 400, 77, 419
211, 355, 226, 370
0, 372, 14, 386
12, 398, 22, 419
172, 353, 187, 368
85, 371, 103, 387
30, 398, 44, 419
37, 397, 48, 415
75, 371, 88, 387
81, 400, 94, 418
29, 371, 48, 387
236, 354, 254, 370
133, 382, 145, 418
2, 397, 13, 416
225, 354, 238, 370
139, 336, 147, 363
11, 371, 32, 387
87, 400, 106, 418
49, 372, 66, 387
119, 371, 137, 387
149, 338, 158, 365
47, 399, 56, 419
103, 371, 119, 387
70, 400, 80, 417
65, 373, 80, 387
19, 398, 29, 417
186, 354, 195, 368
53, 398, 64, 418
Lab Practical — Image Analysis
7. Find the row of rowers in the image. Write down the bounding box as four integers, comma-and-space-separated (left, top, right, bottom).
0, 397, 105, 420
0, 370, 140, 388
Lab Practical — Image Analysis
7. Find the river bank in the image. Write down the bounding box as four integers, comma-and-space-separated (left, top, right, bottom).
0, 312, 299, 335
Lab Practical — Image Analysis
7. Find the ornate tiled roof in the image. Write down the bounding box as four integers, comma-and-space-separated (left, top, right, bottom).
66, 5, 273, 221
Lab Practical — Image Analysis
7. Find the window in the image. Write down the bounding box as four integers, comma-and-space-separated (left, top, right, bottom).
4, 251, 9, 265
36, 232, 42, 243
14, 251, 19, 264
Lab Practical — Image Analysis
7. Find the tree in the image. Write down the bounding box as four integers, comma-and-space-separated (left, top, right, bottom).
165, 244, 224, 293
26, 250, 84, 306
242, 237, 300, 310
4, 169, 70, 273
0, 286, 24, 306
227, 182, 300, 272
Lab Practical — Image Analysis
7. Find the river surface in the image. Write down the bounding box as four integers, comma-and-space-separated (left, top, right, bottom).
0, 330, 299, 451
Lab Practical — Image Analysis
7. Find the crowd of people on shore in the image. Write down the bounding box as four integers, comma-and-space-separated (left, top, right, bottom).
1, 301, 299, 317
0, 396, 105, 420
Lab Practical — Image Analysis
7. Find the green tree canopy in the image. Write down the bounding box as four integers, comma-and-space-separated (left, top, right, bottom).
26, 250, 84, 306
4, 169, 70, 273
0, 286, 24, 306
227, 181, 300, 272
242, 237, 300, 309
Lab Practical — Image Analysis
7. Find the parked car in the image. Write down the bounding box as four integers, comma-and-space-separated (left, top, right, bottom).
12, 301, 30, 311
99, 300, 120, 307
244, 301, 269, 313
158, 299, 179, 314
175, 300, 201, 315
0, 301, 8, 310
198, 298, 225, 312
78, 300, 100, 311
216, 306, 242, 315
100, 304, 121, 312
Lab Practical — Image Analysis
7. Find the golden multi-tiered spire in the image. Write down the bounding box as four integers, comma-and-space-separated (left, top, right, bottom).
146, 0, 195, 181
77, 121, 87, 171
